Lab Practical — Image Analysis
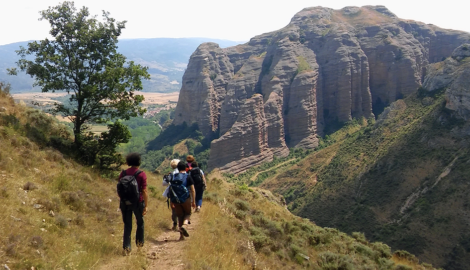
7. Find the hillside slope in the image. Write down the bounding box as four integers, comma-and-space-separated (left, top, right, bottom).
0, 85, 431, 269
229, 47, 470, 268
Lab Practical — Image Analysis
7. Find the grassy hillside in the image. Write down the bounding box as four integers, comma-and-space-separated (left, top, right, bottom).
0, 84, 431, 269
228, 87, 470, 268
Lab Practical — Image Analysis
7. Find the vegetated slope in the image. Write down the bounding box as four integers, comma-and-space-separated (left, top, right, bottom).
0, 87, 431, 269
183, 170, 438, 269
0, 87, 178, 269
231, 54, 470, 268
0, 38, 241, 94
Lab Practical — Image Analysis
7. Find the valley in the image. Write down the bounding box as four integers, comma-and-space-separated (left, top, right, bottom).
2, 3, 470, 269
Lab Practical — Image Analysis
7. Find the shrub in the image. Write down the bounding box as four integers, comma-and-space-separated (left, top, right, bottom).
371, 242, 392, 259
351, 232, 367, 243
30, 236, 44, 248
317, 252, 354, 270
61, 191, 84, 210
234, 199, 250, 211
23, 182, 38, 191
234, 209, 247, 220
55, 214, 69, 228
204, 192, 221, 203
394, 250, 418, 263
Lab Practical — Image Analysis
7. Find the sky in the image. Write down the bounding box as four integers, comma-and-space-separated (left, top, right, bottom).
1, 0, 469, 46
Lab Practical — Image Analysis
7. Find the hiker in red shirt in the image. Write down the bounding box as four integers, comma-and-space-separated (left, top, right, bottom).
117, 153, 148, 256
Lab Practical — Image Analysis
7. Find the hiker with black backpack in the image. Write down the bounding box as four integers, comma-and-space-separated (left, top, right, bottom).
117, 153, 148, 256
169, 161, 196, 240
189, 161, 207, 212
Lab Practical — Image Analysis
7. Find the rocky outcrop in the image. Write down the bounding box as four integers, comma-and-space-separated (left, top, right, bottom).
423, 44, 470, 119
173, 5, 470, 173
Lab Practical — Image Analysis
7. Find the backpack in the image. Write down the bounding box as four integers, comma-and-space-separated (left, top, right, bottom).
117, 170, 142, 204
189, 167, 204, 187
168, 173, 190, 204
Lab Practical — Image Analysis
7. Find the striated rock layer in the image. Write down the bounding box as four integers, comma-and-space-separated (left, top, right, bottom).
424, 44, 470, 119
173, 5, 470, 173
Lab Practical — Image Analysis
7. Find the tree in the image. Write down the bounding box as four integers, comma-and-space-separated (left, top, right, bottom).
9, 2, 149, 167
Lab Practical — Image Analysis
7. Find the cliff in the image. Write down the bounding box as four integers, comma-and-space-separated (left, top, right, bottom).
173, 5, 470, 173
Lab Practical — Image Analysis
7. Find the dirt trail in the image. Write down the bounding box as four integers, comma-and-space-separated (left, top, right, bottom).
99, 213, 200, 270
146, 214, 200, 269
249, 158, 295, 182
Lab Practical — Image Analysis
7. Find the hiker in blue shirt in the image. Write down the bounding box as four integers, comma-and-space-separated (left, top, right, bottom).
169, 161, 196, 240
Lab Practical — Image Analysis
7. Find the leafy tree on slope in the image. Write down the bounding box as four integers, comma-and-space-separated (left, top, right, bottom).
9, 1, 150, 168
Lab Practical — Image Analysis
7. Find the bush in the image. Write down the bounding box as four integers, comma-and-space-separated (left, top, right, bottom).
351, 232, 367, 243
23, 182, 38, 191
61, 191, 84, 210
55, 214, 69, 228
30, 236, 44, 248
233, 199, 250, 211
317, 252, 354, 270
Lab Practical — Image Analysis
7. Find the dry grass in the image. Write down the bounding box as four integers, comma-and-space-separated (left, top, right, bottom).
0, 91, 434, 269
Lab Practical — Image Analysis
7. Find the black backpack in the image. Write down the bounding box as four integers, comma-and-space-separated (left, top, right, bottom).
169, 173, 190, 204
189, 167, 204, 187
117, 170, 142, 204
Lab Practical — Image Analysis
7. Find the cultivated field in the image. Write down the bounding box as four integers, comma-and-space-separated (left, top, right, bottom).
12, 91, 179, 106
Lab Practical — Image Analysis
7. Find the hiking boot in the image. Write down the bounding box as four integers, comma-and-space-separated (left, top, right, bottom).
179, 233, 185, 241
171, 224, 177, 231
122, 247, 131, 256
180, 227, 189, 237
195, 206, 201, 212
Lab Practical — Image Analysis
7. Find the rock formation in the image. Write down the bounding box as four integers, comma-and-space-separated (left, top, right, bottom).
423, 44, 470, 119
173, 5, 470, 173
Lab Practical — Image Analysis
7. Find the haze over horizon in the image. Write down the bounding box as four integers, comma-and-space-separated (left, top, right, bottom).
1, 0, 470, 46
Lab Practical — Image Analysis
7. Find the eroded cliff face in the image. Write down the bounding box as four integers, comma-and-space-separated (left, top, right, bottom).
173, 5, 470, 173
423, 44, 470, 119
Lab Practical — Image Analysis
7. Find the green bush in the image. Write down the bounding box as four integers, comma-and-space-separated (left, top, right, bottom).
233, 199, 250, 211
317, 252, 354, 270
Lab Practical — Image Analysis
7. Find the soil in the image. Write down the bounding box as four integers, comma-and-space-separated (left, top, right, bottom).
146, 214, 199, 269
99, 213, 199, 270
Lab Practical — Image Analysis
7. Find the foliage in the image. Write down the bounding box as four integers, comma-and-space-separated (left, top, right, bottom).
8, 1, 149, 170
118, 117, 161, 154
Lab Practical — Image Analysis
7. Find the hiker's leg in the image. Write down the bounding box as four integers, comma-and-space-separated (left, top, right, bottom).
171, 208, 177, 228
173, 203, 185, 228
182, 198, 192, 223
120, 202, 133, 250
134, 201, 145, 247
195, 186, 204, 207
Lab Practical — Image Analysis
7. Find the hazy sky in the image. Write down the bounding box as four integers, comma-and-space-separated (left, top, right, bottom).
1, 0, 469, 46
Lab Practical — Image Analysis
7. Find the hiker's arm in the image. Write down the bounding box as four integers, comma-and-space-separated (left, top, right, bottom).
190, 185, 196, 208
142, 188, 148, 215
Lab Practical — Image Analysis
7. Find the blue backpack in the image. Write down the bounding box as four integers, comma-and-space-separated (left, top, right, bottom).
169, 173, 190, 204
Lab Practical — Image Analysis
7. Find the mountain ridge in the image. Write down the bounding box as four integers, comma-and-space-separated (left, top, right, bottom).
172, 5, 470, 174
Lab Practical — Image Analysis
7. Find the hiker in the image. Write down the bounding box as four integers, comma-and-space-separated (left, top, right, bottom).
189, 161, 207, 212
162, 159, 180, 230
117, 153, 148, 256
185, 155, 195, 172
169, 161, 196, 240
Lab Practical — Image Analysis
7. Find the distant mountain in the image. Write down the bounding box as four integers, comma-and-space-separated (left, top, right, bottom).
0, 38, 242, 93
